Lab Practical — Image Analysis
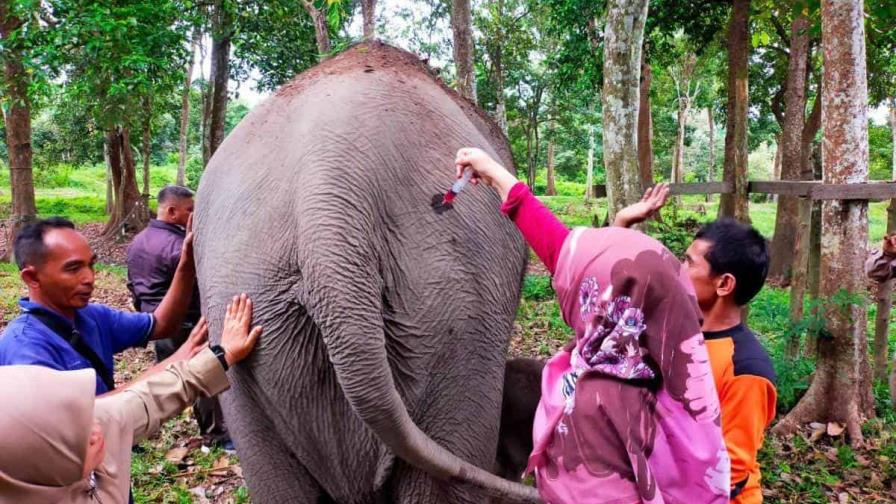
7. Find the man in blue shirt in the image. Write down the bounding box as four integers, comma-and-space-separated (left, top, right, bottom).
0, 217, 198, 395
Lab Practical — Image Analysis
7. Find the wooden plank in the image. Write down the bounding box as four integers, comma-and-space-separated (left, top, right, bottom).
592, 181, 896, 200
667, 181, 731, 195
808, 182, 896, 200
748, 180, 819, 197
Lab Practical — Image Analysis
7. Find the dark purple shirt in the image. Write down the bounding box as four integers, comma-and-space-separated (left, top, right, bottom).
127, 219, 200, 321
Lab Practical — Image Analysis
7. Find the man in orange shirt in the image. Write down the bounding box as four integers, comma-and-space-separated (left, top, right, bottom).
682, 219, 776, 503
618, 191, 776, 502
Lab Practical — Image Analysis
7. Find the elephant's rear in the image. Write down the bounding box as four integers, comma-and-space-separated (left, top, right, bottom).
194, 43, 528, 503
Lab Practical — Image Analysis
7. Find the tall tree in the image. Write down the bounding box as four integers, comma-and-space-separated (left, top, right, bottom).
670, 51, 699, 186
637, 52, 654, 190
361, 0, 377, 41
204, 0, 233, 166
602, 0, 650, 221
546, 118, 557, 195
0, 1, 37, 259
719, 0, 751, 222
54, 0, 189, 235
768, 9, 813, 284
707, 106, 715, 199
302, 0, 332, 56
177, 32, 199, 186
875, 100, 896, 382
775, 0, 873, 444
451, 0, 477, 103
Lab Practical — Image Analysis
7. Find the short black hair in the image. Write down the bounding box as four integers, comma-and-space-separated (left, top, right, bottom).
157, 185, 194, 206
13, 217, 76, 270
694, 218, 769, 305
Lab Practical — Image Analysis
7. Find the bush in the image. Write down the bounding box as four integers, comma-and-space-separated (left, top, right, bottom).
33, 163, 81, 189
650, 208, 703, 257
185, 156, 204, 190
522, 274, 554, 302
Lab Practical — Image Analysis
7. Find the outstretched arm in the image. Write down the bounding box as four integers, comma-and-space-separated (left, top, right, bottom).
455, 148, 569, 274
95, 294, 262, 443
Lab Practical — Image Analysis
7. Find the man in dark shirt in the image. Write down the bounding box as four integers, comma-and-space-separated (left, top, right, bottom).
128, 185, 231, 449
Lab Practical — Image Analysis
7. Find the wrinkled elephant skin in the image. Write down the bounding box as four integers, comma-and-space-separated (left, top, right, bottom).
194, 43, 533, 503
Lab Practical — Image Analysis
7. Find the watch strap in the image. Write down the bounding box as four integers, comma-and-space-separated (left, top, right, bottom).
210, 344, 229, 371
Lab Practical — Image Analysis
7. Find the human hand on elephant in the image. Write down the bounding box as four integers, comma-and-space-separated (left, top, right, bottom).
455, 147, 519, 202
221, 293, 263, 366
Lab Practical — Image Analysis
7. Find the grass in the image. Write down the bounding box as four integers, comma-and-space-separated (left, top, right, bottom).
0, 163, 180, 224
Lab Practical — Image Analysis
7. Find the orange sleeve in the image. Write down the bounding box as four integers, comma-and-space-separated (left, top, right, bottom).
721, 374, 777, 500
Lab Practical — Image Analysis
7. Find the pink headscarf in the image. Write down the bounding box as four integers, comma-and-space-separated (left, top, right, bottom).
527, 227, 730, 503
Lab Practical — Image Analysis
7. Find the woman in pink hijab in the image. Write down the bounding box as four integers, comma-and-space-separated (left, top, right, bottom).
455, 148, 730, 503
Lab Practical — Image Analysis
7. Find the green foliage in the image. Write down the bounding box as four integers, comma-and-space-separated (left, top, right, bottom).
869, 122, 894, 180
522, 274, 554, 302
185, 156, 204, 190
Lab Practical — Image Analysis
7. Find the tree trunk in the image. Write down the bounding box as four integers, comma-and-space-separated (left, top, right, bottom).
546, 120, 557, 196
361, 0, 377, 41
787, 197, 812, 358
0, 8, 37, 261
493, 0, 508, 135
302, 0, 332, 56
768, 13, 811, 285
450, 0, 477, 103
141, 96, 152, 196
104, 137, 113, 214
104, 127, 148, 237
586, 122, 595, 200
602, 0, 650, 221
177, 33, 198, 187
876, 101, 896, 383
773, 133, 783, 181
719, 0, 750, 222
774, 0, 873, 444
637, 55, 654, 191
673, 102, 688, 185
204, 0, 231, 166
707, 107, 715, 202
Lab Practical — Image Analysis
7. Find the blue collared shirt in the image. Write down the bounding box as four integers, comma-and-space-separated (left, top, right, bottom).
0, 298, 153, 394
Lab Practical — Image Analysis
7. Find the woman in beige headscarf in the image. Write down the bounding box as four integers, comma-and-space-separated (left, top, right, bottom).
0, 294, 262, 504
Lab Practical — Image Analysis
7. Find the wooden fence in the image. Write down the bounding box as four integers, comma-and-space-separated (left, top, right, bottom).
591, 180, 896, 200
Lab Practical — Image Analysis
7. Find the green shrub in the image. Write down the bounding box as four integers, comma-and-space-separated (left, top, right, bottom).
33, 164, 81, 189
185, 156, 204, 190
522, 274, 554, 302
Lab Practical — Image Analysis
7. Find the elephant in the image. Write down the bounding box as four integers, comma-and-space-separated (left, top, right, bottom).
495, 358, 544, 482
194, 42, 539, 503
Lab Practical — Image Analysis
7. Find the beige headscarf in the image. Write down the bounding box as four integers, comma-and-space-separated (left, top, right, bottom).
0, 365, 131, 504
0, 349, 230, 504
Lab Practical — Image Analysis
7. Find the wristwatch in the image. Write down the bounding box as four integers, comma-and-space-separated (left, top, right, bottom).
210, 344, 229, 371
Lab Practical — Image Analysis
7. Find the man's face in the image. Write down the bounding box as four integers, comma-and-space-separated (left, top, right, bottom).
683, 238, 718, 310
166, 197, 194, 227
25, 228, 96, 311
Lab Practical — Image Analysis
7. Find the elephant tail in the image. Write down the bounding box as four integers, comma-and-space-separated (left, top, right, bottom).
297, 216, 541, 503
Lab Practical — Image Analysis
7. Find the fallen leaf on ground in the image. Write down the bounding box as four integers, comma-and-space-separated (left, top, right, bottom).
165, 447, 190, 464
828, 422, 845, 437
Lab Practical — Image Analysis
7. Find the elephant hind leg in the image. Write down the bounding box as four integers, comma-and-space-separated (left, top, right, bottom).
494, 358, 544, 482
220, 388, 327, 502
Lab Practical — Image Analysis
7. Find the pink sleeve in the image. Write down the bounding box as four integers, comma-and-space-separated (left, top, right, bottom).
501, 182, 570, 275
